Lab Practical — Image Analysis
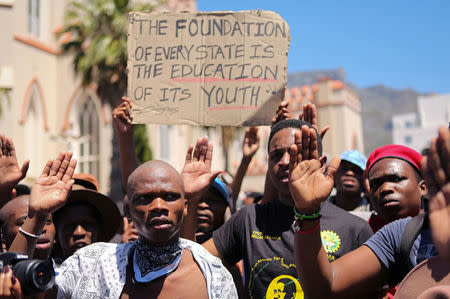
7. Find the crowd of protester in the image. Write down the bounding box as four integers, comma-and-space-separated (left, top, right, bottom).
0, 95, 448, 298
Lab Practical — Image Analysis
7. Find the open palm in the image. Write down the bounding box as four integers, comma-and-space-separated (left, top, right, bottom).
286, 132, 340, 212
29, 152, 77, 216
0, 135, 29, 190
182, 136, 221, 200
289, 159, 339, 211
422, 126, 450, 260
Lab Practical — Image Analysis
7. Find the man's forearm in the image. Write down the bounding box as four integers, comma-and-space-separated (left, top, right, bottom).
118, 132, 139, 190
9, 213, 48, 257
230, 157, 252, 212
180, 198, 199, 241
294, 220, 334, 299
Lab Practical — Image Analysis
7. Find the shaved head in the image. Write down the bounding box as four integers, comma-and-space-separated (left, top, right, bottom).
127, 160, 185, 198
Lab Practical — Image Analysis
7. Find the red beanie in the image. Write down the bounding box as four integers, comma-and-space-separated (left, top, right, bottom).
366, 144, 422, 174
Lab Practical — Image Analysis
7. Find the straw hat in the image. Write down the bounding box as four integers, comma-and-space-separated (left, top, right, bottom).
394, 256, 450, 299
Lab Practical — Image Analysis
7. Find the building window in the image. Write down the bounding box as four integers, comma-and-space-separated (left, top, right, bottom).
404, 135, 412, 144
28, 0, 40, 37
68, 95, 100, 179
405, 120, 413, 129
77, 97, 100, 178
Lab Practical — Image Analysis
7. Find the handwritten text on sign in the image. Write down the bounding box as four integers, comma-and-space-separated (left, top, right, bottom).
128, 11, 290, 126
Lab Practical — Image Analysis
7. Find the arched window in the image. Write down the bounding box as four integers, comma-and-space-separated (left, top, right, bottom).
78, 97, 100, 176
67, 93, 100, 179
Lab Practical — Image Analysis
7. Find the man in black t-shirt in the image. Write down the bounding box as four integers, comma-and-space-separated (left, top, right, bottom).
213, 200, 372, 298
201, 119, 373, 299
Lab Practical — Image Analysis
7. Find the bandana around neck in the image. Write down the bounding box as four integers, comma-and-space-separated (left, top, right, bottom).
133, 239, 182, 283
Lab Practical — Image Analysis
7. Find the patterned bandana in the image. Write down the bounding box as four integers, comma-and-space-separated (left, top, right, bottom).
133, 239, 182, 283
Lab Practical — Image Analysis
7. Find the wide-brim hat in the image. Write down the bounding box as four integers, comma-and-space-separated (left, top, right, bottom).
394, 256, 450, 299
53, 174, 121, 242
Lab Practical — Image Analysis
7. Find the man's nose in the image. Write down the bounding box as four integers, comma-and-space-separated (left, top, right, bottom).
73, 225, 86, 236
198, 201, 209, 209
280, 151, 290, 165
379, 182, 394, 197
344, 169, 355, 176
149, 197, 168, 212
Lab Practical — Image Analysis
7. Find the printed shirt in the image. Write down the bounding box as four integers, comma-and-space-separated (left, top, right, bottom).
212, 200, 373, 299
55, 238, 237, 299
365, 216, 438, 286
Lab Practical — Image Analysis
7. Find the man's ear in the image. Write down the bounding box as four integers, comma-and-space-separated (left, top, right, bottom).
319, 155, 327, 167
419, 179, 428, 196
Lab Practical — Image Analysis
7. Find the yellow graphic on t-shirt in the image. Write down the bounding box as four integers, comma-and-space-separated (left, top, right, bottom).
251, 230, 281, 240
320, 230, 341, 261
266, 275, 303, 299
249, 257, 302, 299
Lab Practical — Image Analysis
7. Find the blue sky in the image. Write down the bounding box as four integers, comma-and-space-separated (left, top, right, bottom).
197, 0, 450, 93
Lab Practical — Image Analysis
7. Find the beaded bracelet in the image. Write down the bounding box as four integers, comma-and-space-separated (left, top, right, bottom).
293, 206, 321, 221
19, 227, 43, 238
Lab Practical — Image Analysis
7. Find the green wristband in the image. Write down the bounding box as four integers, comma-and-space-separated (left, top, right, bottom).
293, 206, 321, 220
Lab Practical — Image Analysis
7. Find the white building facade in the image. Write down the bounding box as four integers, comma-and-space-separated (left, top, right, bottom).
393, 94, 450, 153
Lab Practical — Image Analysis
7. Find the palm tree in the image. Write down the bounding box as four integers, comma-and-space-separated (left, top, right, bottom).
60, 0, 159, 201
60, 0, 159, 107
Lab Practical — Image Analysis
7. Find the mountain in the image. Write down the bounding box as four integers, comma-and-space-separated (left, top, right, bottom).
287, 67, 347, 88
287, 69, 421, 156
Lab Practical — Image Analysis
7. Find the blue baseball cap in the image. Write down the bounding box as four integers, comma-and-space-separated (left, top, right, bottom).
211, 178, 232, 208
339, 150, 367, 171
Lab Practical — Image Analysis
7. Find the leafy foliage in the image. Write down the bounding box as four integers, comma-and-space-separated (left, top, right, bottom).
59, 0, 158, 103
134, 124, 153, 163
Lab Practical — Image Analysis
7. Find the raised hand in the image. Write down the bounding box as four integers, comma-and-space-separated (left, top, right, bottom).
421, 126, 450, 260
272, 100, 292, 125
29, 152, 77, 217
299, 102, 330, 140
288, 126, 340, 213
182, 136, 222, 200
112, 97, 134, 135
0, 135, 29, 196
242, 127, 260, 160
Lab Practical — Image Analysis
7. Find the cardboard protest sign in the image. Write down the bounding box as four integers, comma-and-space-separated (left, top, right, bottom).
128, 10, 290, 126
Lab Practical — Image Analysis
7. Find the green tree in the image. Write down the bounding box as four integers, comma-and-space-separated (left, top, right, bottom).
60, 0, 158, 106
134, 124, 153, 163
60, 0, 159, 201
